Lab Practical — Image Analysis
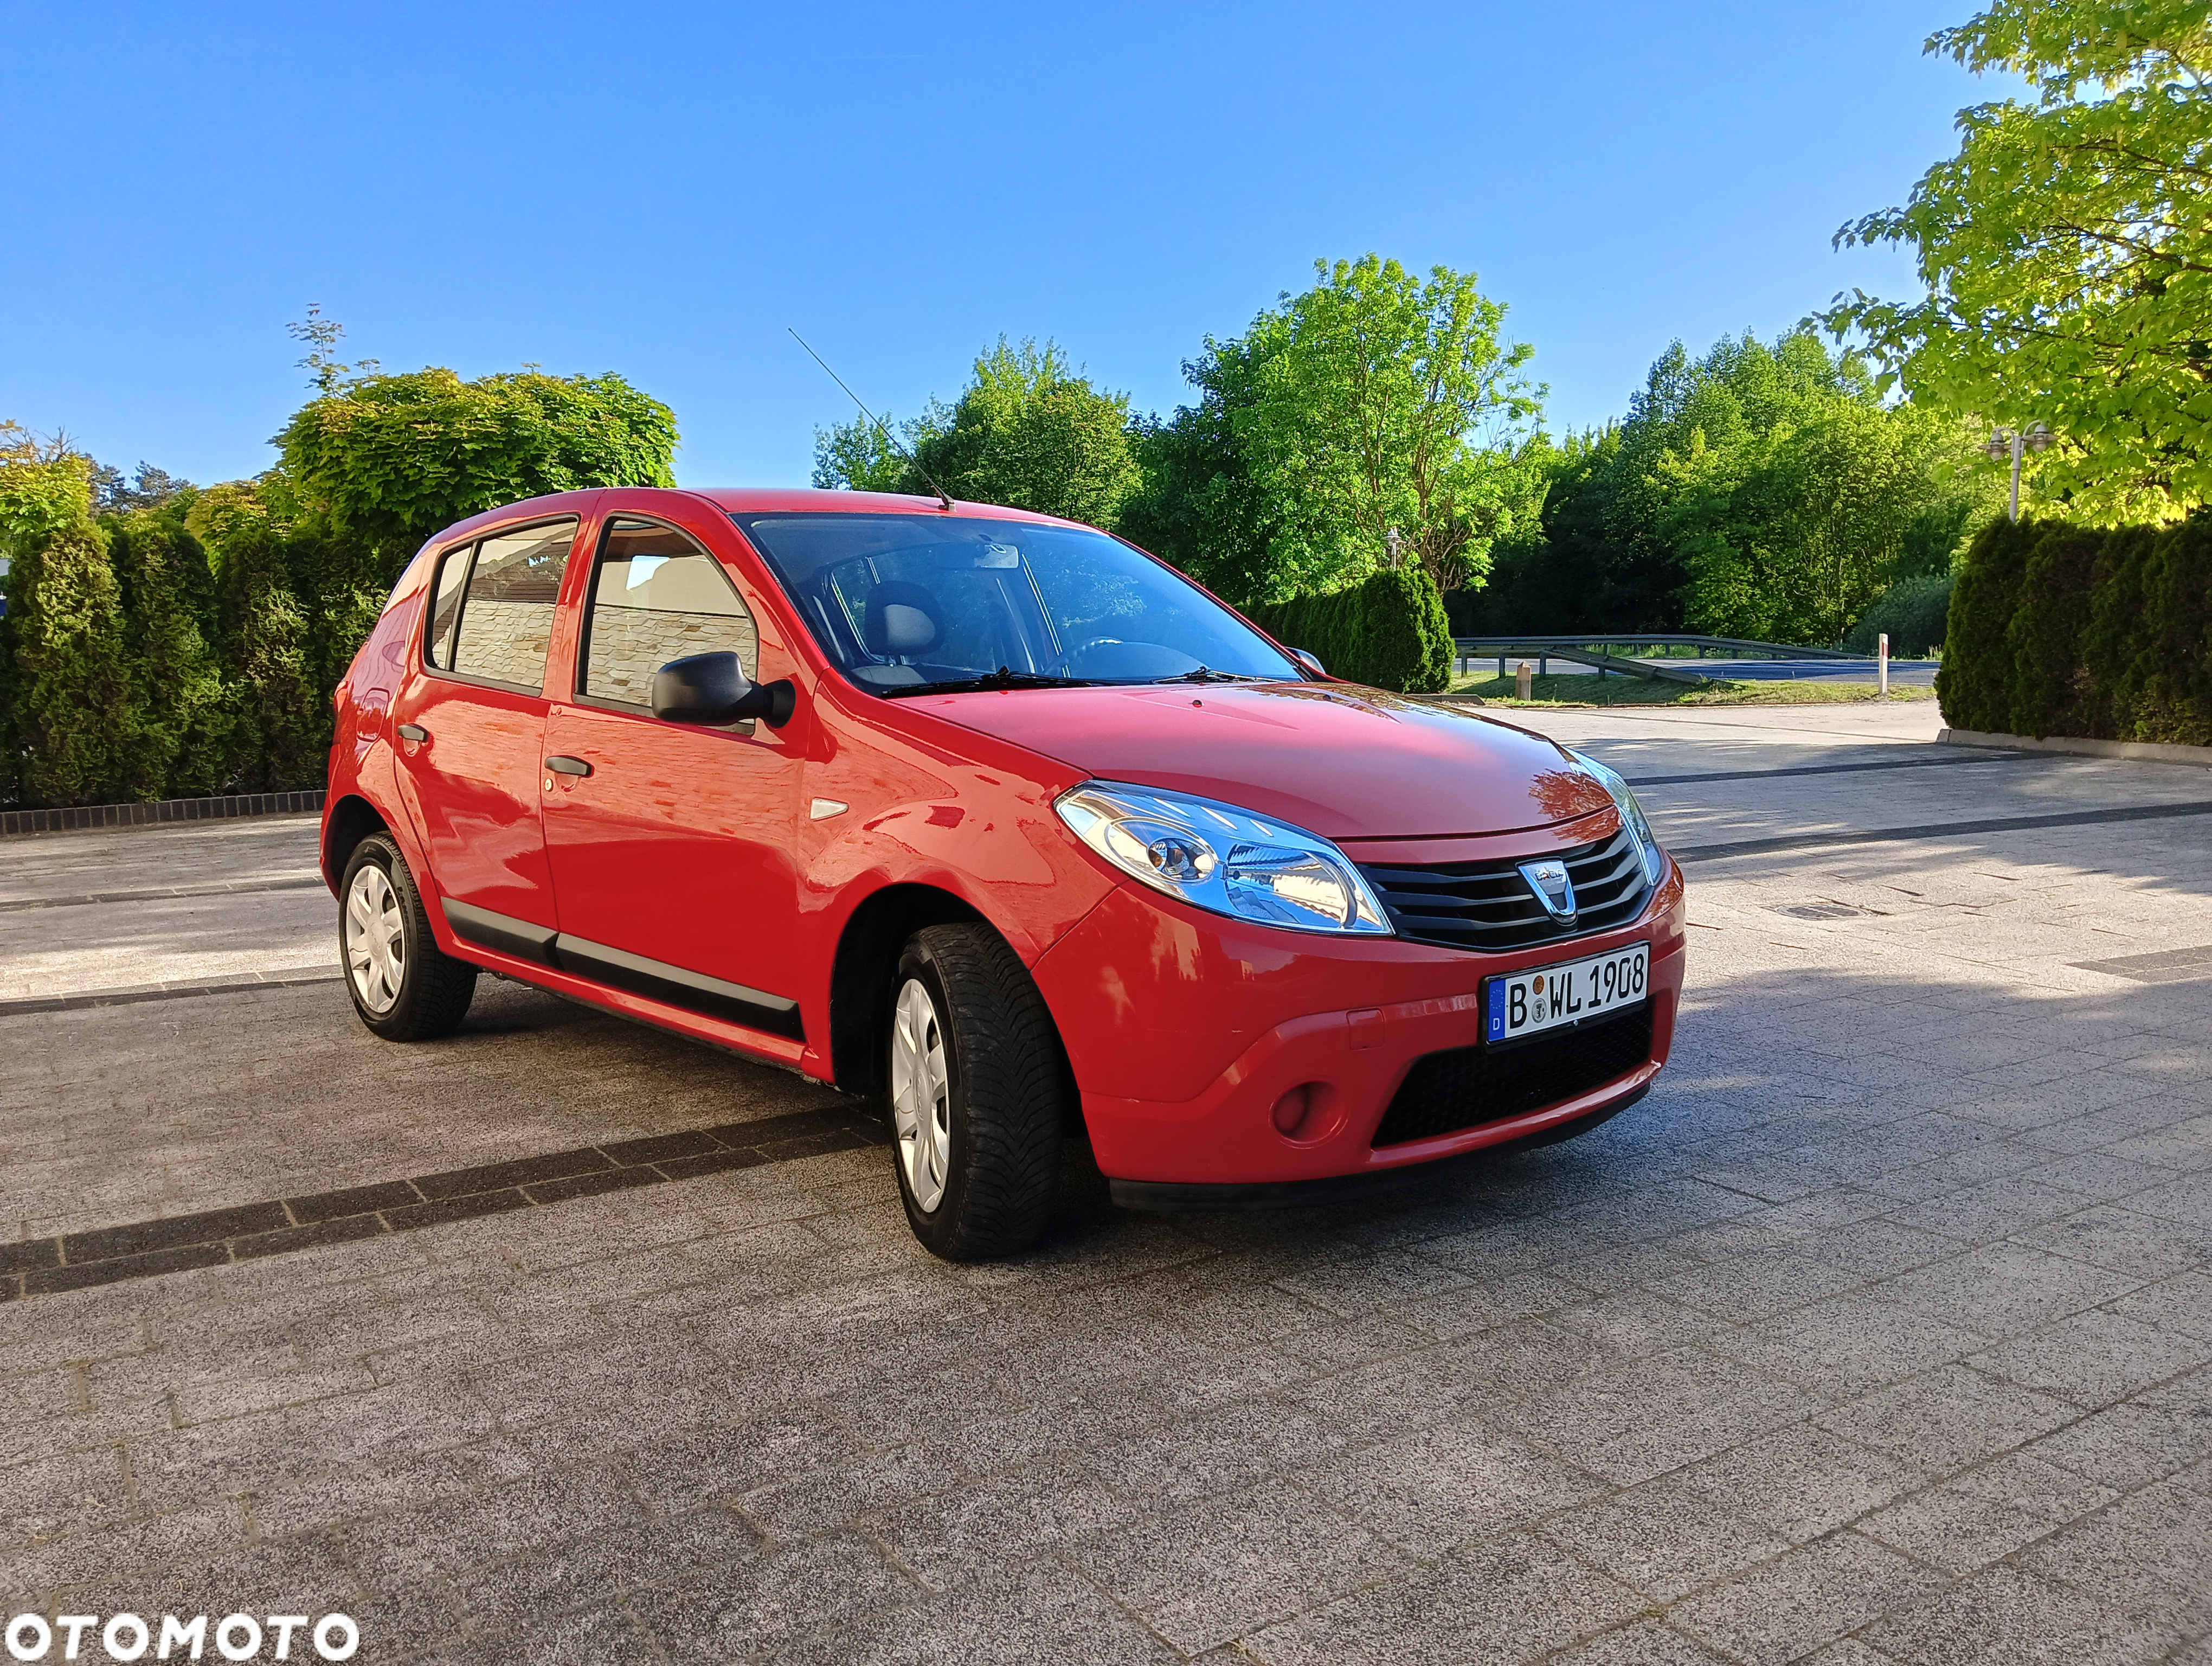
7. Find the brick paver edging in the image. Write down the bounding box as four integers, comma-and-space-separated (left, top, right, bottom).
0, 789, 326, 837
0, 1101, 889, 1299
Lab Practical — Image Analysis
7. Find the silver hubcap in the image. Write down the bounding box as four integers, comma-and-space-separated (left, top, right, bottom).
345, 865, 406, 1014
890, 977, 952, 1213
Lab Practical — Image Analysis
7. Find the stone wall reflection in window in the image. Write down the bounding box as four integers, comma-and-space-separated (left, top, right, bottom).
425, 543, 471, 670
580, 518, 759, 708
446, 520, 578, 688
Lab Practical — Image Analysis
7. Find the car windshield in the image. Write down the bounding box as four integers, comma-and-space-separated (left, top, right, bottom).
731, 513, 1302, 694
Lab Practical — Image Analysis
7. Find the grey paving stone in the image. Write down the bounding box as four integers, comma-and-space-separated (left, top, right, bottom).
1071, 1477, 1407, 1654
2102, 1271, 2212, 1340
1675, 1422, 1918, 1543
866, 1459, 1140, 1592
2014, 1479, 2212, 1612
1970, 1307, 2212, 1407
1859, 1562, 2179, 1665
445, 1602, 662, 1666
774, 1555, 1178, 1666
1294, 1414, 1611, 1556
1816, 1364, 2085, 1472
1239, 1529, 1644, 1666
1667, 1530, 1947, 1666
1081, 1394, 1345, 1510
736, 1440, 978, 1540
1492, 1345, 1824, 1486
1536, 1475, 1791, 1600
0, 1446, 131, 1545
1542, 1618, 1735, 1666
2010, 1204, 2212, 1282
1708, 1291, 1994, 1398
1855, 1482, 2065, 1575
1879, 1243, 2146, 1337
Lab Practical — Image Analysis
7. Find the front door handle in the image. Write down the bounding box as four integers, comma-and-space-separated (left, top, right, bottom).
396, 723, 429, 742
545, 755, 593, 778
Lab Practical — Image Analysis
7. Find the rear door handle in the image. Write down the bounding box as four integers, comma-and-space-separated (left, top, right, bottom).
545, 755, 593, 778
396, 723, 429, 742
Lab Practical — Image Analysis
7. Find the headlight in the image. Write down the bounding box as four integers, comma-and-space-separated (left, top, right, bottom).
1568, 749, 1665, 886
1055, 782, 1391, 936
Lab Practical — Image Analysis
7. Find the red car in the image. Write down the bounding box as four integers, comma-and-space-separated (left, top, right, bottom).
324, 489, 1685, 1259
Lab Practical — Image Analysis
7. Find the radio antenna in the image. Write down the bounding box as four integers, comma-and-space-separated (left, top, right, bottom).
788, 328, 954, 512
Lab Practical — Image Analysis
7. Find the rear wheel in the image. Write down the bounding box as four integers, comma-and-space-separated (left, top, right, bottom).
340, 833, 477, 1041
888, 924, 1063, 1261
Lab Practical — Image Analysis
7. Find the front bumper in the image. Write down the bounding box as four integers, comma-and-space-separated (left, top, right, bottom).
1028, 858, 1686, 1187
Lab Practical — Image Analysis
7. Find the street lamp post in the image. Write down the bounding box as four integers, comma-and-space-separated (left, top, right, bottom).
1985, 423, 2054, 522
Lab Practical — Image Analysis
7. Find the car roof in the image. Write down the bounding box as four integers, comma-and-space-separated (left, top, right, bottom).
422, 487, 1084, 556
689, 487, 1070, 526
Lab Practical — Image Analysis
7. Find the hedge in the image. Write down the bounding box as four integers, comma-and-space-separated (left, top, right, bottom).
1247, 565, 1454, 694
1841, 572, 1953, 658
1939, 514, 2212, 745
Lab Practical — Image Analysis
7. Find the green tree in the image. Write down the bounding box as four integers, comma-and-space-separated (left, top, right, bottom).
815, 340, 1141, 527
108, 510, 229, 798
811, 411, 908, 493
1239, 256, 1541, 597
1121, 258, 1540, 605
8, 521, 136, 807
1117, 332, 1284, 601
276, 366, 680, 584
1481, 330, 2001, 642
1824, 0, 2212, 521
2, 431, 138, 806
187, 480, 323, 791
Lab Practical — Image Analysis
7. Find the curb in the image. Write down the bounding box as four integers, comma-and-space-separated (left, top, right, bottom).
1937, 728, 2212, 770
0, 790, 326, 838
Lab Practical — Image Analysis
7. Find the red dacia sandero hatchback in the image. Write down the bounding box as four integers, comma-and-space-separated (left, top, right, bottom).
324, 489, 1684, 1259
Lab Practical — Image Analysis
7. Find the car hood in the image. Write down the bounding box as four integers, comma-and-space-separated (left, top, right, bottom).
912, 682, 1614, 840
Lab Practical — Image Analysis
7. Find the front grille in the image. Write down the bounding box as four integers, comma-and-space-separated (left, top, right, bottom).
1371, 1004, 1653, 1148
1358, 828, 1650, 953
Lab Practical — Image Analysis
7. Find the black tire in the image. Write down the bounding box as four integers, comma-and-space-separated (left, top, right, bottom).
338, 832, 478, 1041
886, 924, 1064, 1261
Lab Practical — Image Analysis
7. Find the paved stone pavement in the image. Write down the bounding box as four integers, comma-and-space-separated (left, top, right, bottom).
2, 702, 2209, 1664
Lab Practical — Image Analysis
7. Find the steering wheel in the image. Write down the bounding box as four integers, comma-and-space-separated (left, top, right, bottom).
1051, 637, 1124, 676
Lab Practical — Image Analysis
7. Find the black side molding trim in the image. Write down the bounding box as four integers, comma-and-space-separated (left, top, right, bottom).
552, 934, 806, 1042
442, 898, 558, 966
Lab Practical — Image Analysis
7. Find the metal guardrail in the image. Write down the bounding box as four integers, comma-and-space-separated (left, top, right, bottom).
1452, 643, 1712, 685
1454, 632, 1871, 663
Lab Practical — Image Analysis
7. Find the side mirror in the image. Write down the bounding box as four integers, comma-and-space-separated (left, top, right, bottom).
1287, 647, 1327, 679
649, 652, 797, 728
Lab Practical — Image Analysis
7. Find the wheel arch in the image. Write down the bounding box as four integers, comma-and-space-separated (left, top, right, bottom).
322, 793, 391, 891
827, 883, 992, 1098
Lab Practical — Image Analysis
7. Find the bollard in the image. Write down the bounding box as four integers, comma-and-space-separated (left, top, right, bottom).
1515, 661, 1533, 700
1877, 632, 1889, 696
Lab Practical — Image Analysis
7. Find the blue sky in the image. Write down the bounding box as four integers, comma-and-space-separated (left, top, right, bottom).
2, 1, 1997, 490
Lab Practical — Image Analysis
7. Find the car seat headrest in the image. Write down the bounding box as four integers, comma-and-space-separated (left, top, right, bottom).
864, 581, 944, 656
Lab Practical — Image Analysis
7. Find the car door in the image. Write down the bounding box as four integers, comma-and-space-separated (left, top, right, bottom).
539, 510, 808, 1041
390, 516, 580, 960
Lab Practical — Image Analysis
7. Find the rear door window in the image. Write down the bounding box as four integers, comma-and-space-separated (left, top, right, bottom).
577, 517, 758, 708
434, 519, 578, 690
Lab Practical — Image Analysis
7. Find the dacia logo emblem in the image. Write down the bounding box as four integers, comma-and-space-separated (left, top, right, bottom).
1517, 858, 1578, 925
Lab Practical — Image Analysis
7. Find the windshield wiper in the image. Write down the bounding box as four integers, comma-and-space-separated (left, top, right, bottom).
880, 668, 1098, 698
1153, 666, 1264, 684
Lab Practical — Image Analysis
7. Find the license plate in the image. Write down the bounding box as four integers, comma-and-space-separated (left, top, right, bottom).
1485, 943, 1649, 1044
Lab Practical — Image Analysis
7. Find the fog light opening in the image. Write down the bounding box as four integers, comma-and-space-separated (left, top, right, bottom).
1271, 1082, 1334, 1142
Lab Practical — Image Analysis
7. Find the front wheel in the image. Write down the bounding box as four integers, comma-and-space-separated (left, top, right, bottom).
888, 924, 1064, 1261
339, 833, 478, 1041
